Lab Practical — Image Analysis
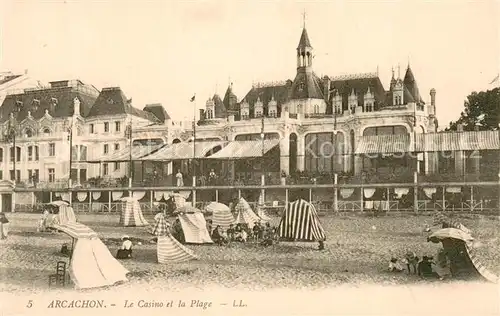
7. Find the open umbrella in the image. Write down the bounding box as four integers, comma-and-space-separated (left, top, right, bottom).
50, 200, 70, 207
428, 228, 474, 243
204, 202, 230, 214
173, 205, 204, 215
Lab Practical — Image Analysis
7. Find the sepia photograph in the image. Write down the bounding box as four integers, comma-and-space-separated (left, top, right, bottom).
0, 0, 499, 315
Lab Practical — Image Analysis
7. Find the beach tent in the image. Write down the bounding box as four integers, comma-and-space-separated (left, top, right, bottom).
48, 201, 77, 226
118, 197, 149, 227
151, 213, 198, 263
205, 202, 235, 229
428, 228, 498, 283
52, 222, 129, 289
234, 198, 261, 229
278, 199, 326, 242
172, 206, 212, 244
256, 205, 272, 223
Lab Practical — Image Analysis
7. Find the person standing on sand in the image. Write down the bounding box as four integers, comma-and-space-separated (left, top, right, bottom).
176, 170, 184, 187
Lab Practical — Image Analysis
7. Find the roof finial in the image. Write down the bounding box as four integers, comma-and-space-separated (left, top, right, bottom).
302, 9, 307, 28
397, 63, 401, 79
376, 65, 379, 76
391, 67, 395, 79
407, 56, 410, 69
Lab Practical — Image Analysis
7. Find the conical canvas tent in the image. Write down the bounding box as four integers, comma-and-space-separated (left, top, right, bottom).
256, 206, 272, 222
52, 222, 129, 289
119, 197, 149, 227
176, 209, 213, 244
151, 213, 198, 263
278, 199, 326, 242
234, 198, 261, 229
428, 228, 499, 283
56, 205, 77, 225
205, 202, 234, 229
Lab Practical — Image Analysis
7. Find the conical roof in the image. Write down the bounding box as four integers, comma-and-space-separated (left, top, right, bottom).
297, 28, 312, 49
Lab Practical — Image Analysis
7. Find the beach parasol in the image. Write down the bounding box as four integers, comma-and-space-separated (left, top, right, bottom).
428, 228, 474, 243
204, 202, 230, 214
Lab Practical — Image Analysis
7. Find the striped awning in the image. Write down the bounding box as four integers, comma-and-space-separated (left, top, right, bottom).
140, 141, 226, 161
416, 131, 500, 151
207, 139, 279, 159
88, 144, 164, 162
355, 134, 411, 154
52, 222, 98, 239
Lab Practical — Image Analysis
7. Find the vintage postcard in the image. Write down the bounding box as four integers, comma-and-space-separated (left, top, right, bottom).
0, 0, 499, 315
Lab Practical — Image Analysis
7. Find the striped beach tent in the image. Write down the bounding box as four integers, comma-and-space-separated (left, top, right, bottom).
151, 213, 198, 264
433, 212, 471, 234
278, 199, 326, 242
177, 212, 213, 244
205, 202, 235, 229
429, 228, 499, 283
52, 222, 129, 289
234, 198, 261, 229
119, 198, 149, 227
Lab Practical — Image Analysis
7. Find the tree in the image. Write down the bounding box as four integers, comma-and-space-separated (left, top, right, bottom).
446, 87, 500, 131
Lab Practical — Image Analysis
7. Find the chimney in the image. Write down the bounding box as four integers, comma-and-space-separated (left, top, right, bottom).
457, 123, 464, 132
430, 88, 436, 107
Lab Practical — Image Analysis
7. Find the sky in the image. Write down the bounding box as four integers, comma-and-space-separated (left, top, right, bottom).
0, 0, 499, 129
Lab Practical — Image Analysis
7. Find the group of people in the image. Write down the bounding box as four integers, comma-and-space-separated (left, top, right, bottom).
388, 249, 452, 280
208, 220, 278, 246
175, 169, 218, 187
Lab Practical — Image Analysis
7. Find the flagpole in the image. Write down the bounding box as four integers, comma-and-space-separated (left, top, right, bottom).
128, 117, 133, 189
68, 118, 73, 189
191, 94, 197, 207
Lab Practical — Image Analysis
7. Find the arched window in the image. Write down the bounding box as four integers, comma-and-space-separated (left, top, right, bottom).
10, 146, 21, 162
207, 110, 213, 119
314, 105, 319, 114
25, 128, 33, 138
42, 127, 51, 136
0, 148, 3, 163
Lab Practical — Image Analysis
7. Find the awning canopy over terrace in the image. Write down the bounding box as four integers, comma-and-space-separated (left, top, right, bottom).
355, 131, 500, 155
207, 139, 280, 159
139, 140, 226, 161
86, 144, 165, 163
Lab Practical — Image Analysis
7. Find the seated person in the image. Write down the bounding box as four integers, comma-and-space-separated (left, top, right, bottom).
234, 224, 248, 242
211, 225, 228, 245
226, 224, 235, 241
116, 236, 133, 259
388, 257, 404, 272
418, 256, 437, 278
404, 251, 419, 274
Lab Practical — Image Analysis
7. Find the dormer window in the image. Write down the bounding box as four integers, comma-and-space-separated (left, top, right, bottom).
32, 99, 40, 111
42, 127, 51, 136
365, 103, 373, 112
206, 110, 213, 119
255, 110, 263, 117
269, 109, 277, 117
107, 98, 114, 104
313, 105, 319, 114
25, 128, 33, 138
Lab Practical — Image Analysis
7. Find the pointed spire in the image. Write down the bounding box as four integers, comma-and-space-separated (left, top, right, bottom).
297, 27, 312, 49
302, 9, 307, 28
397, 63, 401, 79
391, 67, 395, 79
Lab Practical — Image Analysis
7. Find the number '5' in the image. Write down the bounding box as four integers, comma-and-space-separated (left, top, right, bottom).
27, 300, 33, 308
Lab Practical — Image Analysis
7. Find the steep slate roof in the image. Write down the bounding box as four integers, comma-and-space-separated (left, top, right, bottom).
222, 85, 238, 114
0, 74, 22, 86
212, 94, 226, 118
239, 82, 291, 118
403, 66, 421, 102
0, 84, 97, 123
88, 87, 160, 122
143, 103, 171, 122
329, 76, 386, 110
290, 71, 325, 100
297, 28, 312, 49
